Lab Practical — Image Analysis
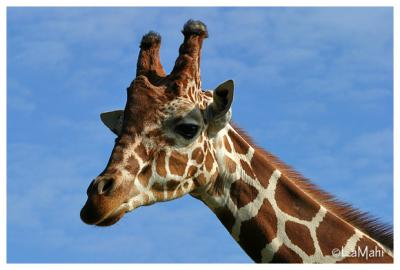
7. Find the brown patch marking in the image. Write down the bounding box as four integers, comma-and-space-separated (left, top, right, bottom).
166, 180, 180, 190
316, 211, 355, 256
275, 175, 320, 221
169, 150, 188, 176
240, 159, 255, 178
231, 124, 393, 250
151, 182, 164, 201
228, 129, 249, 155
339, 236, 393, 263
110, 144, 124, 163
224, 156, 236, 173
135, 143, 147, 160
215, 208, 235, 233
191, 147, 204, 164
193, 173, 207, 187
187, 165, 198, 178
223, 136, 232, 152
209, 174, 225, 196
285, 221, 315, 255
271, 244, 303, 263
138, 165, 152, 187
147, 128, 162, 138
125, 155, 140, 176
183, 181, 189, 189
239, 199, 277, 262
152, 182, 164, 191
229, 179, 258, 209
204, 150, 214, 172
155, 150, 167, 177
250, 151, 276, 188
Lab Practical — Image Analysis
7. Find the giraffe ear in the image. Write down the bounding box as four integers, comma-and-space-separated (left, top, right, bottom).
100, 110, 124, 136
206, 80, 234, 137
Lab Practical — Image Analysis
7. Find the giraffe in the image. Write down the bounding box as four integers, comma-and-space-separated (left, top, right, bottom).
80, 20, 393, 263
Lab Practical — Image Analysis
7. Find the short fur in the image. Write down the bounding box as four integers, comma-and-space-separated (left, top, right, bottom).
232, 123, 393, 250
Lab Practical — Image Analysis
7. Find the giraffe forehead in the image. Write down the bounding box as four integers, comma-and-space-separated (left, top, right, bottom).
162, 96, 195, 115
121, 86, 215, 151
162, 90, 213, 115
125, 81, 213, 128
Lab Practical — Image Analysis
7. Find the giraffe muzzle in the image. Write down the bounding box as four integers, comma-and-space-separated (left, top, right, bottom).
80, 176, 131, 226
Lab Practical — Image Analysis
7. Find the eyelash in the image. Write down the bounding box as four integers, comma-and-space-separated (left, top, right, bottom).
174, 123, 199, 139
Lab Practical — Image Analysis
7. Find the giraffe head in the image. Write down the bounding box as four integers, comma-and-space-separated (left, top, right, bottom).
80, 20, 234, 226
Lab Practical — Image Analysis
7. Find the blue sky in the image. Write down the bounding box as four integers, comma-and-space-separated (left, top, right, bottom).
7, 7, 393, 263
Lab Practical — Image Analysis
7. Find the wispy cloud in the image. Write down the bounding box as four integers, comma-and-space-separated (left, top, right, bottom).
7, 140, 249, 262
7, 7, 392, 262
7, 79, 36, 112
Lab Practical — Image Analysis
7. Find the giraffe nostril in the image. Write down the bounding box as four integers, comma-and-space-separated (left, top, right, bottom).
97, 178, 116, 195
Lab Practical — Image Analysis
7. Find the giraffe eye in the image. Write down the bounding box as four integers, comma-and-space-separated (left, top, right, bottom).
175, 123, 199, 139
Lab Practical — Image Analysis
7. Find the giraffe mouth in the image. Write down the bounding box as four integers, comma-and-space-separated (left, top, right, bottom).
94, 204, 129, 227
94, 205, 127, 227
95, 209, 126, 226
80, 200, 129, 227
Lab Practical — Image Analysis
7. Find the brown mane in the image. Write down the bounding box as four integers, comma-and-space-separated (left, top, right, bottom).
231, 123, 393, 250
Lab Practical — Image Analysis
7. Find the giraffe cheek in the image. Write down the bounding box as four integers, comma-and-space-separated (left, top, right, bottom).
193, 173, 207, 187
155, 150, 167, 177
204, 151, 214, 172
190, 145, 204, 163
149, 184, 164, 201
186, 165, 198, 178
137, 165, 152, 188
169, 151, 189, 176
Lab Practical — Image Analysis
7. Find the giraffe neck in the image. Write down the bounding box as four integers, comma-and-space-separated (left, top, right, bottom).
193, 124, 393, 263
